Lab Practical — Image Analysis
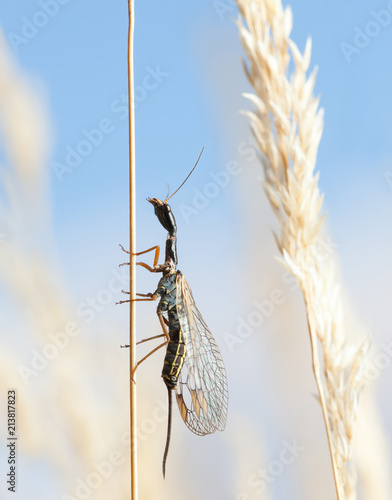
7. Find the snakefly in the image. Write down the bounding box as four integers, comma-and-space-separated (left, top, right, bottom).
119, 149, 228, 478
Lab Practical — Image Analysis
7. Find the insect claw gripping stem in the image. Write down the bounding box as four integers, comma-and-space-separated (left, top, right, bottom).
119, 243, 131, 254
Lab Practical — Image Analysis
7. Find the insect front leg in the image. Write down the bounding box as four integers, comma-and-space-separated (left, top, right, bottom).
119, 244, 162, 273
118, 244, 164, 302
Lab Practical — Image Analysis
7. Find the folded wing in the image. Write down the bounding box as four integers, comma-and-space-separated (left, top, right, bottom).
175, 274, 228, 436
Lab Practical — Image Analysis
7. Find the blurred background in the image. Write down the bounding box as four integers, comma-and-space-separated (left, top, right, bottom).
0, 0, 391, 499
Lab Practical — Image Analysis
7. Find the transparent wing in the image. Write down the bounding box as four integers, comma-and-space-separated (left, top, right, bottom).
175, 274, 228, 436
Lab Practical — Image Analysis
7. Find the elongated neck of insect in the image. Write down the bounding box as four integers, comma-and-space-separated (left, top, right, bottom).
164, 233, 178, 268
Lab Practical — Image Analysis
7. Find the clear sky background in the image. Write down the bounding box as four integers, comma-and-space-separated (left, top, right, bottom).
1, 1, 392, 499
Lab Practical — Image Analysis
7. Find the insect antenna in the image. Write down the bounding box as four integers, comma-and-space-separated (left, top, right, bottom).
165, 147, 205, 202
162, 386, 173, 479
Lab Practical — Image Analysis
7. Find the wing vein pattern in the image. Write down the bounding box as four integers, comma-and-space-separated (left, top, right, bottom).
175, 274, 228, 436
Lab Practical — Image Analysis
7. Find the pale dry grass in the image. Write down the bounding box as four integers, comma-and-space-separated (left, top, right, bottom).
0, 31, 130, 499
235, 1, 371, 497
355, 391, 392, 499
231, 416, 272, 500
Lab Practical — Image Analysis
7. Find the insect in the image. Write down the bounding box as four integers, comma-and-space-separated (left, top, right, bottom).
119, 149, 228, 478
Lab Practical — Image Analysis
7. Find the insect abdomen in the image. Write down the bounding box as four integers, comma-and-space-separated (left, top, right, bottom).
162, 310, 186, 389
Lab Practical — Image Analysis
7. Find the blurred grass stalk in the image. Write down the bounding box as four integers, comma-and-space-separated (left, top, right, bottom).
236, 1, 370, 498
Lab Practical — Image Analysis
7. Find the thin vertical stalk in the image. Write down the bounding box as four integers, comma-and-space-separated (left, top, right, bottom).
127, 1, 137, 499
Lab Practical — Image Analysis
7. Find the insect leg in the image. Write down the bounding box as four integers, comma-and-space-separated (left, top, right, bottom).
119, 244, 161, 272
136, 262, 160, 273
157, 312, 170, 341
120, 332, 166, 349
130, 340, 168, 381
116, 292, 158, 305
121, 309, 169, 349
136, 333, 166, 345
121, 333, 166, 348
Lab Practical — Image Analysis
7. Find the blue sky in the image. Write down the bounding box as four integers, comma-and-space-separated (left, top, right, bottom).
2, 0, 391, 245
2, 0, 391, 244
1, 1, 392, 498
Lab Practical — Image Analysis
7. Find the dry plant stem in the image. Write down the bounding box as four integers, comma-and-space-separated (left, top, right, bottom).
128, 1, 138, 498
304, 293, 343, 500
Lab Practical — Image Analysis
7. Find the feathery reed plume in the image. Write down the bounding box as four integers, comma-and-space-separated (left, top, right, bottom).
236, 1, 369, 497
